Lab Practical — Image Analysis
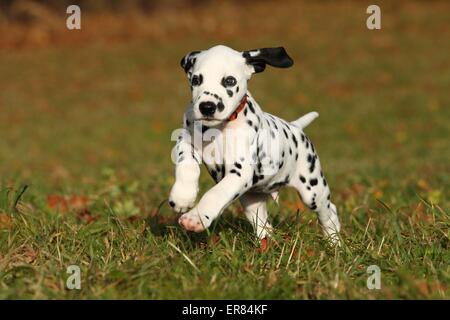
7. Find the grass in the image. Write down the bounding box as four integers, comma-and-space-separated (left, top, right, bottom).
0, 1, 449, 299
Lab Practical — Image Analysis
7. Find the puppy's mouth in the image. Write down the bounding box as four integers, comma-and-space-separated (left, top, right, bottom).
196, 118, 224, 126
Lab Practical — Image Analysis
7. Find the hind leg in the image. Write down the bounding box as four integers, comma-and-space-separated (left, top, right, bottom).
292, 178, 340, 244
239, 193, 272, 239
290, 152, 341, 244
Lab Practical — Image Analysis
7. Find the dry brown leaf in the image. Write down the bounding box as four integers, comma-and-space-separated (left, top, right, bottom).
68, 195, 89, 211
76, 208, 96, 224
47, 194, 91, 213
7, 245, 38, 267
47, 195, 69, 212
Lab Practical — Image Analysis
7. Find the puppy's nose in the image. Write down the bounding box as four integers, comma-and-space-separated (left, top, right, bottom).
199, 101, 217, 117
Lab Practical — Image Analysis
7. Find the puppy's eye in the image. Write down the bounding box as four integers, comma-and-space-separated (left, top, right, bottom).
222, 76, 237, 87
191, 74, 202, 86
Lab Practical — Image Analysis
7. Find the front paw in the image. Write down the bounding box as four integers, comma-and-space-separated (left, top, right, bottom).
178, 209, 210, 232
169, 182, 197, 213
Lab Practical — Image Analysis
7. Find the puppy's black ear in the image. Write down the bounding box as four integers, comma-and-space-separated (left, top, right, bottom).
180, 50, 201, 73
243, 47, 294, 73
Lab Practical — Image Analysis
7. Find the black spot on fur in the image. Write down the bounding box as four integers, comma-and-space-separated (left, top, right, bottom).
211, 170, 217, 181
215, 164, 222, 176
310, 156, 316, 173
272, 120, 278, 130
236, 86, 239, 93
268, 182, 282, 190
252, 171, 259, 185
227, 90, 233, 97
292, 133, 298, 147
283, 129, 288, 139
230, 169, 241, 177
217, 102, 225, 112
248, 101, 255, 113
307, 154, 316, 173
310, 178, 318, 186
268, 179, 287, 190
247, 120, 253, 127
271, 130, 275, 139
235, 162, 242, 169
289, 148, 292, 155
299, 175, 306, 183
323, 179, 327, 186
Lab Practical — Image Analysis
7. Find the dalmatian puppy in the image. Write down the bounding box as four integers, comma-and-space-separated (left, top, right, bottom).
169, 45, 341, 244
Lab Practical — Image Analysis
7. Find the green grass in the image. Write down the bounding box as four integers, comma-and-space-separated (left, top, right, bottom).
0, 1, 449, 299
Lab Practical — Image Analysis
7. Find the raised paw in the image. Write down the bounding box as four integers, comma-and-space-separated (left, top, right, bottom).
178, 210, 210, 232
168, 182, 197, 213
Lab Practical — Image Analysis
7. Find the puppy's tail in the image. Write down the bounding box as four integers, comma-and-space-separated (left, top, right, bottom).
291, 111, 319, 129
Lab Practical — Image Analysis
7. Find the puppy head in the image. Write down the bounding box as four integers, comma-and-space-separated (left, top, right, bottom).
180, 45, 293, 126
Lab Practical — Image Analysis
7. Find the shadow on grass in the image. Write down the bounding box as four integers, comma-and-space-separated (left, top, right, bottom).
145, 209, 255, 244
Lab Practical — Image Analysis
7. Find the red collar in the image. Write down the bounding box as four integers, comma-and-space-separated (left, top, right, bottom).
227, 95, 248, 121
